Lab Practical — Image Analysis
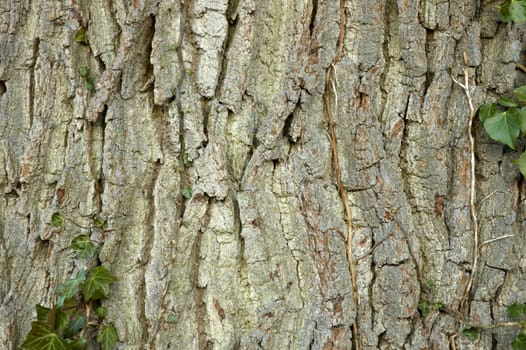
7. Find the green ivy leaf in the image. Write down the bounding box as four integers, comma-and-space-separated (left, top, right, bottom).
507, 302, 526, 318
54, 309, 70, 331
462, 327, 479, 341
510, 0, 526, 24
500, 0, 513, 22
63, 315, 87, 338
513, 151, 526, 177
166, 312, 177, 324
181, 188, 192, 199
81, 266, 116, 302
79, 67, 89, 78
514, 86, 526, 103
498, 97, 518, 107
71, 235, 97, 259
36, 305, 51, 323
418, 300, 430, 317
479, 103, 498, 123
57, 270, 85, 308
96, 324, 119, 350
512, 333, 526, 350
481, 109, 520, 149
21, 321, 68, 350
66, 338, 88, 350
74, 28, 88, 44
96, 306, 108, 318
86, 78, 95, 92
518, 107, 526, 135
51, 213, 65, 230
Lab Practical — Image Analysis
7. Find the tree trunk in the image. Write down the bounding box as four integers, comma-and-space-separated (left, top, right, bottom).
1, 0, 524, 349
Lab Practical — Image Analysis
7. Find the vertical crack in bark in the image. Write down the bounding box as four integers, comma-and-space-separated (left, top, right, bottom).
175, 0, 190, 216
141, 158, 161, 345
322, 1, 359, 349
29, 37, 40, 131
191, 196, 211, 350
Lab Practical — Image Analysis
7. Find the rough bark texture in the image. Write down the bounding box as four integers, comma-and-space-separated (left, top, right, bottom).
1, 0, 526, 349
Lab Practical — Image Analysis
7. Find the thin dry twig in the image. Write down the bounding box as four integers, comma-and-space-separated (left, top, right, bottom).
451, 53, 479, 312
479, 234, 514, 247
323, 1, 360, 349
517, 63, 526, 74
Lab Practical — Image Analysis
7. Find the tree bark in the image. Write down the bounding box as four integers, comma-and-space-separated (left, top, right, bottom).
1, 0, 525, 349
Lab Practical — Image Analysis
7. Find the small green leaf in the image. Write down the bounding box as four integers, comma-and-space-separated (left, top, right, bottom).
500, 0, 513, 22
182, 153, 192, 167
512, 333, 526, 350
96, 306, 108, 318
54, 309, 70, 331
81, 266, 116, 302
86, 79, 95, 92
418, 300, 430, 317
518, 107, 526, 134
36, 305, 51, 323
63, 315, 87, 338
508, 302, 526, 318
57, 271, 85, 308
79, 67, 89, 78
71, 235, 97, 259
51, 213, 65, 230
462, 327, 479, 341
498, 97, 518, 107
510, 0, 526, 24
514, 86, 526, 103
479, 103, 499, 123
96, 324, 119, 350
166, 312, 177, 324
21, 321, 68, 350
181, 188, 192, 199
481, 110, 520, 149
66, 338, 88, 350
513, 151, 526, 177
74, 27, 88, 44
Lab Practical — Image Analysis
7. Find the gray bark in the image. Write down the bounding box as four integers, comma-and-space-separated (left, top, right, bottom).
1, 0, 525, 349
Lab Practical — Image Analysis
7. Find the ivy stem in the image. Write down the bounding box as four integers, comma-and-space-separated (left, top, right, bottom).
451, 52, 479, 312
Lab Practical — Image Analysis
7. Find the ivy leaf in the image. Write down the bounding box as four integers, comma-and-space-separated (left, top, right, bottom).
518, 108, 526, 134
36, 305, 51, 323
96, 324, 119, 350
56, 270, 85, 308
79, 67, 89, 78
71, 235, 97, 259
507, 302, 526, 318
81, 266, 116, 302
181, 188, 192, 199
51, 213, 65, 230
512, 333, 526, 350
500, 0, 513, 22
510, 0, 526, 24
481, 109, 520, 149
21, 321, 68, 350
498, 97, 518, 107
513, 151, 526, 177
63, 315, 87, 338
66, 338, 88, 350
96, 306, 108, 318
479, 103, 498, 123
462, 327, 479, 341
515, 86, 526, 103
74, 27, 88, 44
54, 309, 70, 331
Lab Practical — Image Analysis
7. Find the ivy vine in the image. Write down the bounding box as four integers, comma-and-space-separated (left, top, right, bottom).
20, 213, 118, 350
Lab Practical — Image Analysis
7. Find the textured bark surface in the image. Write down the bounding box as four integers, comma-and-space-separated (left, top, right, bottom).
1, 0, 526, 349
